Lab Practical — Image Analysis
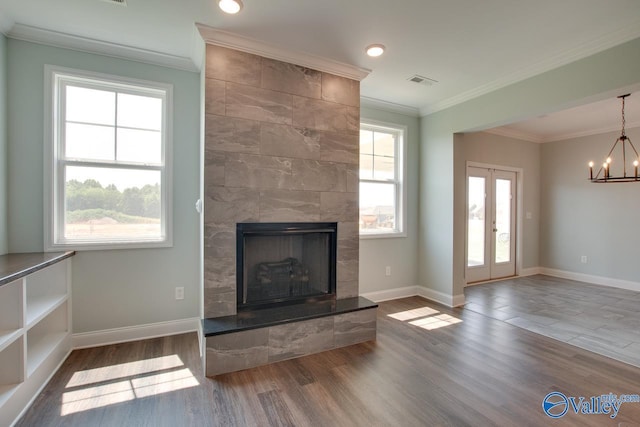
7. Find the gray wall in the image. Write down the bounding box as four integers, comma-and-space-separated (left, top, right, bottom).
7, 39, 200, 333
454, 132, 541, 274
359, 106, 419, 294
540, 127, 640, 282
0, 34, 6, 255
421, 37, 640, 301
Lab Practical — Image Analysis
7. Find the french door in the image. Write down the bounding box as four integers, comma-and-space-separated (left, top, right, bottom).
466, 166, 517, 283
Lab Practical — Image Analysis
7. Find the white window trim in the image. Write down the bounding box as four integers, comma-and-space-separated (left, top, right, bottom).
359, 119, 407, 239
43, 65, 174, 251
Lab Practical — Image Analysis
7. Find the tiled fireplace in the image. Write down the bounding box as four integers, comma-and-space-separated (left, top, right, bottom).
201, 38, 376, 376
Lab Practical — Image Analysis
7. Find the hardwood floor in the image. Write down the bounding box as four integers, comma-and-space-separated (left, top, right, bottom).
465, 274, 640, 368
17, 296, 640, 426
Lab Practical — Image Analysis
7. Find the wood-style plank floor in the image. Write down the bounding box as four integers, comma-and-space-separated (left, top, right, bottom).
465, 274, 640, 368
17, 296, 640, 426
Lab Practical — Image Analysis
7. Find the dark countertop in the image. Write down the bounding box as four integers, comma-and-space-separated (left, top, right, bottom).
203, 296, 378, 337
0, 251, 76, 287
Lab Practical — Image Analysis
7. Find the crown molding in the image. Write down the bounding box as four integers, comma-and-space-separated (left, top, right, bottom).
190, 24, 206, 72
482, 127, 543, 143
542, 120, 640, 143
360, 96, 420, 117
0, 14, 13, 35
421, 21, 640, 116
485, 121, 640, 144
7, 24, 198, 72
197, 24, 370, 81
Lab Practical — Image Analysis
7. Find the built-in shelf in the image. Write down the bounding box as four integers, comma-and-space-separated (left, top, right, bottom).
0, 278, 23, 354
27, 332, 68, 378
0, 329, 22, 353
25, 260, 68, 328
0, 384, 20, 410
0, 252, 73, 427
26, 295, 68, 329
0, 336, 24, 406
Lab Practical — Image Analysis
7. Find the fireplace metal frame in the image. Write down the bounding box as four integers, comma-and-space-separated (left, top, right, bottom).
236, 222, 338, 311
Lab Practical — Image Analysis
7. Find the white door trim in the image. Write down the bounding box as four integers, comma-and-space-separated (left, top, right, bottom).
465, 161, 524, 284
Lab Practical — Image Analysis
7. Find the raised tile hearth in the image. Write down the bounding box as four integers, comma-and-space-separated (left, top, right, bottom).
203, 297, 377, 376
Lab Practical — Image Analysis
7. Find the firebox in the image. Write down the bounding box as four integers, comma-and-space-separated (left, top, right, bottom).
236, 222, 337, 311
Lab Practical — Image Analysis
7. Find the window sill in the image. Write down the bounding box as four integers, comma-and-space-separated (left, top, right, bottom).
45, 239, 173, 252
359, 232, 407, 240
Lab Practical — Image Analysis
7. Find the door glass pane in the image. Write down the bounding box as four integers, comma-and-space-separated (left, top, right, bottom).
467, 176, 485, 267
495, 179, 511, 263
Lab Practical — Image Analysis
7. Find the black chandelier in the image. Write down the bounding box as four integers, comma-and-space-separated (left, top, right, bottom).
588, 94, 639, 183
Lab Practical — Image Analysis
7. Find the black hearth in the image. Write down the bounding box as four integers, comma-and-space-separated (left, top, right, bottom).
236, 222, 337, 310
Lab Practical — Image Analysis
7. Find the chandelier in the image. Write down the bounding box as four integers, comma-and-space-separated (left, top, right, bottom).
588, 94, 639, 183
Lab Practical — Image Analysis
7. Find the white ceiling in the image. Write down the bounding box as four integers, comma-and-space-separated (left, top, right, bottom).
0, 0, 639, 122
486, 92, 640, 142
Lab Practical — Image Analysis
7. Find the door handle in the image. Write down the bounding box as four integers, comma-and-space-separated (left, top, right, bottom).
493, 228, 498, 232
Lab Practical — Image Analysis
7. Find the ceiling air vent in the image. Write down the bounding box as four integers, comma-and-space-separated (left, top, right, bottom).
101, 0, 127, 6
407, 75, 438, 87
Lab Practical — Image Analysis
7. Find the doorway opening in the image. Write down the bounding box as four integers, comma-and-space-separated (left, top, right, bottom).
466, 164, 520, 284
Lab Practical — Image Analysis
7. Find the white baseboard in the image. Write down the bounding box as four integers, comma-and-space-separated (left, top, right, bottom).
539, 268, 640, 293
520, 267, 542, 276
452, 293, 466, 307
417, 287, 466, 307
361, 286, 418, 302
362, 285, 465, 307
73, 317, 201, 349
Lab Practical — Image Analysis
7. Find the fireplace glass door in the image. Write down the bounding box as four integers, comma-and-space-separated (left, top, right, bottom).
237, 223, 337, 310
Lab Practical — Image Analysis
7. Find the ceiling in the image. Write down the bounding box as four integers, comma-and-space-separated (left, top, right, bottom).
487, 92, 640, 142
0, 0, 639, 122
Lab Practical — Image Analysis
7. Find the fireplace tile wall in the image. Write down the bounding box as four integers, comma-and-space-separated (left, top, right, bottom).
204, 44, 360, 318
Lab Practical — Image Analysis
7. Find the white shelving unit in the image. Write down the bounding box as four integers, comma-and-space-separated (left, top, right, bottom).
0, 279, 22, 353
0, 253, 73, 427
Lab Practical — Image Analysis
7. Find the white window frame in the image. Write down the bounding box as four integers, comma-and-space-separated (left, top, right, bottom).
359, 120, 407, 239
44, 65, 173, 251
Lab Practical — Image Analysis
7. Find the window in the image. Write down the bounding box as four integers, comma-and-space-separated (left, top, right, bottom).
44, 66, 172, 250
359, 122, 405, 237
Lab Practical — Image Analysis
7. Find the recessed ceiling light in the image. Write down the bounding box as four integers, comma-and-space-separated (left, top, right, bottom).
366, 44, 385, 57
219, 0, 243, 14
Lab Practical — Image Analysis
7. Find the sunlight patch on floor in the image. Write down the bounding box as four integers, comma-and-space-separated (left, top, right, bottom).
67, 354, 184, 387
61, 355, 199, 416
387, 306, 440, 321
409, 314, 463, 330
388, 306, 463, 330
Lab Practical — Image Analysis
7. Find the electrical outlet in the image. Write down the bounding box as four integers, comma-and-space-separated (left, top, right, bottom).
581, 256, 587, 264
385, 266, 391, 276
175, 287, 184, 300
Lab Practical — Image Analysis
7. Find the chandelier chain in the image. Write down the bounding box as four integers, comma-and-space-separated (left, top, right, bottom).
621, 95, 626, 137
